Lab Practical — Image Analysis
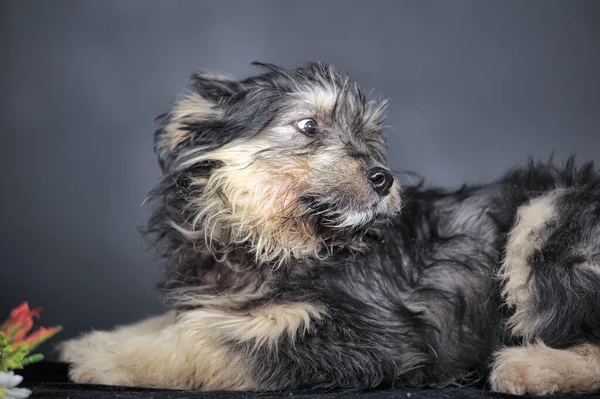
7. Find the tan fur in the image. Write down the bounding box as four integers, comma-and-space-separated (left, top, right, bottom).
490, 341, 600, 395
292, 87, 338, 116
166, 283, 272, 310
179, 303, 326, 349
165, 90, 223, 151
499, 192, 558, 339
175, 136, 319, 264
60, 303, 325, 390
58, 312, 177, 363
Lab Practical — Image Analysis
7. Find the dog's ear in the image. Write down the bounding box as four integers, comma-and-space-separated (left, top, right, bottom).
154, 73, 243, 170
188, 72, 243, 105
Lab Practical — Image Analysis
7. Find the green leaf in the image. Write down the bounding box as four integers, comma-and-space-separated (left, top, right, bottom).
6, 327, 18, 344
0, 342, 32, 372
21, 353, 44, 366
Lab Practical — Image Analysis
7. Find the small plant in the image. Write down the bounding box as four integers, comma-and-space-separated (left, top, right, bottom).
0, 303, 61, 399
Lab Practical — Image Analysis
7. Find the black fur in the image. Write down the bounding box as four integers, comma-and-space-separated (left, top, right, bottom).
524, 180, 600, 348
146, 63, 600, 391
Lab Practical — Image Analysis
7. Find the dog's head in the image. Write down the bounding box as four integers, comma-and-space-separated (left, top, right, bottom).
151, 62, 401, 265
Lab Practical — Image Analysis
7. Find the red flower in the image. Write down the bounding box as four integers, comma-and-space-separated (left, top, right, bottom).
1, 303, 42, 343
13, 326, 62, 348
1, 302, 61, 349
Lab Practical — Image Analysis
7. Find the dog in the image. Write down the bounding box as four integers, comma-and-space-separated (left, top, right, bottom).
59, 62, 600, 395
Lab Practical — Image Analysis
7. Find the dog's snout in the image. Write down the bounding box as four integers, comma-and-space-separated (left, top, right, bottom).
367, 167, 393, 197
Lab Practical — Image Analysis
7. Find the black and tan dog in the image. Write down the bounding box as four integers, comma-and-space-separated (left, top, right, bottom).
59, 62, 600, 395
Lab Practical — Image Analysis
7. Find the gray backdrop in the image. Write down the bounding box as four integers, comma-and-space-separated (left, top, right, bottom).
1, 0, 599, 359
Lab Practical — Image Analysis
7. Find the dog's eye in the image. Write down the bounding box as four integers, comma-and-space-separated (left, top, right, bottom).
295, 118, 318, 136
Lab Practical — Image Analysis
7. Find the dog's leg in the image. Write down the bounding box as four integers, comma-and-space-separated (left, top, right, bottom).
63, 311, 253, 389
62, 303, 336, 390
59, 311, 176, 363
497, 192, 559, 340
63, 301, 410, 390
491, 188, 600, 394
490, 342, 600, 395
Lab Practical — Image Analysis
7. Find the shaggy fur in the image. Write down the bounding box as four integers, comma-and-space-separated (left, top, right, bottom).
60, 62, 600, 395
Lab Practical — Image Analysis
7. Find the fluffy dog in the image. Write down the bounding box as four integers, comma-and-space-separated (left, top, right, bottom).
59, 62, 600, 395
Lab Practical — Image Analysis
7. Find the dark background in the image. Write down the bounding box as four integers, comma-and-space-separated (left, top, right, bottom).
1, 0, 599, 359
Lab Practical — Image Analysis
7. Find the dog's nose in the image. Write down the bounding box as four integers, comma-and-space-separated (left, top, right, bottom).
367, 167, 394, 197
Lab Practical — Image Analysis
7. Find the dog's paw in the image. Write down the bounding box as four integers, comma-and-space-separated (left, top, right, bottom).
57, 338, 82, 364
490, 352, 559, 395
66, 341, 133, 386
59, 332, 133, 386
490, 344, 600, 396
67, 349, 131, 386
58, 331, 113, 363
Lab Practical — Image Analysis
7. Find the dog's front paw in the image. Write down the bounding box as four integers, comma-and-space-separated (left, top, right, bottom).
58, 330, 114, 363
59, 332, 133, 386
67, 345, 132, 386
57, 337, 83, 364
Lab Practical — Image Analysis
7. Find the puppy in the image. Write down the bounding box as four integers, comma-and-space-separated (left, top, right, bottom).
59, 62, 600, 395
